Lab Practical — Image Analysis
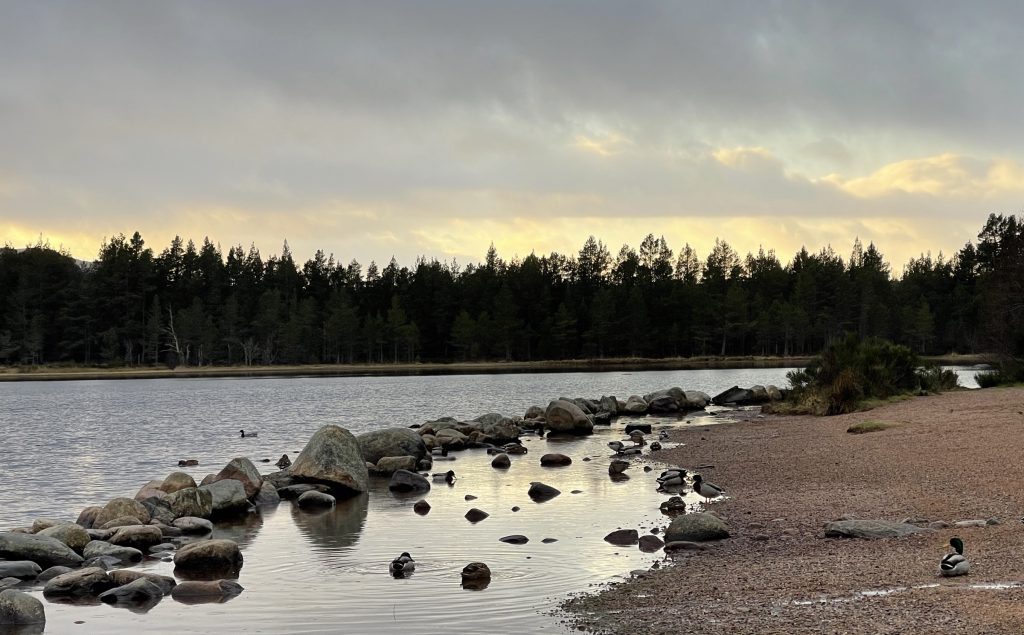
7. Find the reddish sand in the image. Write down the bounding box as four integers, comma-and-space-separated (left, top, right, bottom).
563, 387, 1024, 634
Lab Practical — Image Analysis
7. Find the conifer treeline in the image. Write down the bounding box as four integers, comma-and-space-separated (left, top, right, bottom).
1, 214, 1022, 367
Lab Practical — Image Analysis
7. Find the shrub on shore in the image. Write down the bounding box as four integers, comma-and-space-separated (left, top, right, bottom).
778, 335, 958, 416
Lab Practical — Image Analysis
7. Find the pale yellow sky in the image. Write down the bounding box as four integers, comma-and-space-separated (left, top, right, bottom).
2, 3, 1022, 273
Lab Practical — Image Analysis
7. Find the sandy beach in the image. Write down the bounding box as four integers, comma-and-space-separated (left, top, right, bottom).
564, 386, 1024, 634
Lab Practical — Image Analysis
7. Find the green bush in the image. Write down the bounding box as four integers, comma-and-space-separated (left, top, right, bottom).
975, 370, 1004, 388
783, 334, 958, 415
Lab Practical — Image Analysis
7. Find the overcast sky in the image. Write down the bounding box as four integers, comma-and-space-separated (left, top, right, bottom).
3, 1, 1023, 271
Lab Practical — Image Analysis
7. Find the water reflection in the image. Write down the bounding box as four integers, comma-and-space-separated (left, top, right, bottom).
290, 493, 368, 553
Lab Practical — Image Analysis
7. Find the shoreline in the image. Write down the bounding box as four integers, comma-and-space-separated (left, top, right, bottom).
562, 386, 1024, 634
0, 353, 988, 382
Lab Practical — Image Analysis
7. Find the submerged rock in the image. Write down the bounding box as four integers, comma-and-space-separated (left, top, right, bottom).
461, 562, 491, 590
98, 578, 165, 605
499, 535, 529, 544
297, 490, 337, 509
388, 469, 431, 493
540, 453, 572, 466
170, 579, 244, 603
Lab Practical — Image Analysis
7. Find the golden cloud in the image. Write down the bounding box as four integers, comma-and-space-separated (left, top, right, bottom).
820, 153, 1024, 199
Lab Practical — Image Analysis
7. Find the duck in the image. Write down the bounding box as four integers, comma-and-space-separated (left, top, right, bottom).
940, 537, 970, 577
616, 447, 642, 456
240, 429, 257, 438
658, 468, 688, 481
389, 552, 416, 576
658, 430, 670, 441
656, 471, 687, 488
432, 469, 456, 484
692, 474, 724, 501
607, 440, 625, 453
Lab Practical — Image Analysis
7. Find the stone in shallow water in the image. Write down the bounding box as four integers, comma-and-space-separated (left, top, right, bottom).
173, 539, 243, 576
491, 453, 511, 469
297, 490, 337, 509
604, 529, 639, 546
465, 509, 489, 523
527, 482, 560, 502
540, 453, 572, 466
43, 567, 115, 597
0, 589, 46, 626
499, 535, 529, 544
0, 562, 41, 581
170, 580, 244, 604
413, 500, 431, 515
0, 532, 84, 568
98, 578, 164, 605
289, 425, 370, 495
638, 534, 665, 552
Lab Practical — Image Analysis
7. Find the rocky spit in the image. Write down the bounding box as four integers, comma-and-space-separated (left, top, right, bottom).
0, 382, 783, 631
562, 386, 1024, 635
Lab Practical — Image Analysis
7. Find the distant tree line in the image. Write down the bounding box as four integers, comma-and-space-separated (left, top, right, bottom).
1, 214, 1022, 368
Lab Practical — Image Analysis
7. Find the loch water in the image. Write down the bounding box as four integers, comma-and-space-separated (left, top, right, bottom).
0, 367, 981, 634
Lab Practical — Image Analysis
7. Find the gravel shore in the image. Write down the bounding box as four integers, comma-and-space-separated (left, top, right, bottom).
563, 386, 1024, 634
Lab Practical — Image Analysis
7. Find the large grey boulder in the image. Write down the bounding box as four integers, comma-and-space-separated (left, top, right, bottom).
172, 517, 213, 535
711, 385, 766, 406
683, 390, 711, 409
544, 400, 594, 435
42, 567, 115, 597
288, 425, 369, 495
665, 512, 730, 542
199, 479, 250, 516
109, 525, 164, 551
173, 539, 243, 574
357, 428, 428, 465
643, 388, 684, 413
83, 540, 143, 564
623, 395, 649, 415
37, 523, 91, 552
374, 456, 418, 475
0, 562, 41, 580
76, 506, 103, 529
0, 532, 84, 568
253, 481, 281, 507
823, 519, 931, 539
93, 498, 150, 528
598, 395, 619, 415
98, 577, 164, 605
160, 472, 198, 494
212, 457, 264, 498
166, 487, 214, 519
388, 469, 431, 493
0, 589, 46, 626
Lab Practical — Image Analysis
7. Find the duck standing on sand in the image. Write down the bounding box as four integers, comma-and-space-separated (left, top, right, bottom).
692, 474, 724, 501
240, 429, 257, 438
389, 552, 416, 576
940, 537, 970, 577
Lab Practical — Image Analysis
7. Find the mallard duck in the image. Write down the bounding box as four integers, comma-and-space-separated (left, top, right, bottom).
240, 429, 257, 438
607, 440, 625, 453
658, 468, 687, 481
658, 430, 670, 440
692, 474, 724, 501
432, 470, 455, 484
940, 537, 970, 577
656, 470, 687, 488
617, 447, 642, 456
389, 552, 416, 576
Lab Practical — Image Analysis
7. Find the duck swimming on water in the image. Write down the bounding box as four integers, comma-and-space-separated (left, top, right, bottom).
432, 470, 456, 484
389, 552, 416, 576
240, 429, 257, 438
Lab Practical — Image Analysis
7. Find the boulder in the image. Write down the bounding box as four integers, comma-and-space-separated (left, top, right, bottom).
0, 532, 84, 568
608, 460, 629, 475
288, 424, 370, 495
30, 519, 60, 533
357, 428, 428, 465
711, 385, 765, 406
544, 400, 594, 435
141, 497, 177, 526
42, 567, 114, 597
491, 453, 511, 469
599, 396, 619, 415
413, 500, 431, 515
83, 540, 144, 564
638, 534, 665, 552
109, 525, 164, 551
199, 479, 250, 516
593, 411, 613, 425
173, 539, 243, 574
388, 469, 431, 493
296, 491, 337, 508
108, 570, 176, 595
94, 498, 150, 528
277, 484, 331, 500
135, 480, 167, 502
823, 519, 931, 539
374, 456, 418, 475
683, 390, 712, 409
0, 589, 45, 626
165, 487, 214, 519
172, 517, 213, 535
253, 481, 281, 507
86, 528, 113, 541
665, 512, 730, 542
435, 428, 468, 449
160, 472, 198, 494
623, 395, 649, 415
540, 453, 572, 466
527, 482, 561, 502
0, 579, 19, 592
37, 523, 91, 552
604, 529, 639, 546
37, 566, 73, 582
212, 457, 264, 498
170, 579, 243, 602
461, 562, 491, 587
524, 405, 545, 419
0, 562, 41, 580
465, 509, 489, 523
99, 577, 165, 605
100, 516, 147, 530
82, 555, 123, 570
643, 388, 684, 413
76, 506, 103, 529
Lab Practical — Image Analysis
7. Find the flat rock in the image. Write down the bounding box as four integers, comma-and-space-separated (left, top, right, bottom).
0, 562, 41, 581
664, 540, 710, 551
0, 589, 46, 626
499, 535, 529, 544
665, 512, 730, 542
604, 529, 639, 546
98, 577, 164, 605
540, 453, 572, 466
172, 517, 214, 535
823, 519, 931, 539
83, 540, 144, 564
170, 579, 243, 603
0, 532, 85, 568
277, 484, 332, 500
42, 567, 114, 597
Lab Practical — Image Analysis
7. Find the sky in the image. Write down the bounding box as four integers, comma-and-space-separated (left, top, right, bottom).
3, 1, 1024, 273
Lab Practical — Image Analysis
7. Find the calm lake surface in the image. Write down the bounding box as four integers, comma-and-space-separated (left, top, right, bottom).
0, 366, 981, 634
